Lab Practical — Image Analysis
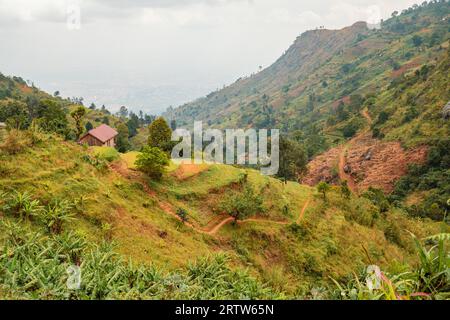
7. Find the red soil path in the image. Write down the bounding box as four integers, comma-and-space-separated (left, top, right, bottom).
110, 161, 311, 236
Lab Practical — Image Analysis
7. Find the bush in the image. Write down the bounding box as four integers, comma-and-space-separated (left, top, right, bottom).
0, 221, 282, 300
176, 208, 188, 223
0, 130, 30, 155
219, 185, 264, 222
135, 146, 169, 179
342, 120, 360, 138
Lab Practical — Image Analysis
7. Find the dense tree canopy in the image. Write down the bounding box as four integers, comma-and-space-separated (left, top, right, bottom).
148, 117, 173, 152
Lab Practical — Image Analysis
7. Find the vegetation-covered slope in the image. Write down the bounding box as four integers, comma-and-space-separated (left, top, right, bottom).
168, 2, 449, 152
0, 130, 447, 299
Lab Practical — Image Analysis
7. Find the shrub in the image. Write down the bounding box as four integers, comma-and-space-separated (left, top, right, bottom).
135, 146, 169, 180
0, 222, 282, 300
39, 199, 75, 234
0, 130, 30, 155
2, 191, 42, 221
317, 182, 330, 200
219, 185, 264, 222
176, 208, 189, 223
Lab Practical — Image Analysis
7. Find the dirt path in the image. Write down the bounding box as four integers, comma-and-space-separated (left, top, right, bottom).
296, 199, 311, 224
338, 145, 359, 194
110, 160, 312, 236
337, 109, 373, 194
361, 109, 373, 124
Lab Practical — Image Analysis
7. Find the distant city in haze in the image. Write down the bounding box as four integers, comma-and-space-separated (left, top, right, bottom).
42, 81, 219, 115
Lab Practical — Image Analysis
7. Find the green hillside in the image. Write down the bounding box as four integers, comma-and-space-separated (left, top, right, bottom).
0, 1, 449, 301
168, 2, 449, 150
0, 130, 447, 299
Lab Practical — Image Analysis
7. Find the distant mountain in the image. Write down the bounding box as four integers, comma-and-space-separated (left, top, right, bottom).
167, 2, 449, 153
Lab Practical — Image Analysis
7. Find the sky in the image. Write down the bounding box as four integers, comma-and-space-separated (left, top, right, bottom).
0, 0, 422, 114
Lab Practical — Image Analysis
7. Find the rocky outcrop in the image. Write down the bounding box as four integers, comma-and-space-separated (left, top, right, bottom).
443, 101, 450, 120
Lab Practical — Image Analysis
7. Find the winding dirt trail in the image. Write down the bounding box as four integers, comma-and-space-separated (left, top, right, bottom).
110, 161, 312, 236
338, 145, 358, 194
296, 199, 311, 224
337, 109, 373, 194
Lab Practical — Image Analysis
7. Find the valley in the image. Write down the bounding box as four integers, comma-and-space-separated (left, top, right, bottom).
0, 1, 449, 300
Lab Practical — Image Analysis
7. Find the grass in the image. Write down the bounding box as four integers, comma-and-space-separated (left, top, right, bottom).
92, 146, 120, 162
121, 151, 140, 170
0, 134, 447, 298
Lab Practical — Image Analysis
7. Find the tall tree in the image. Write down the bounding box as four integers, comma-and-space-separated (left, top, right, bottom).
0, 99, 30, 129
85, 121, 94, 132
127, 112, 140, 138
148, 117, 172, 152
119, 106, 128, 118
278, 137, 308, 184
71, 106, 87, 139
116, 123, 130, 153
170, 119, 177, 131
36, 99, 68, 136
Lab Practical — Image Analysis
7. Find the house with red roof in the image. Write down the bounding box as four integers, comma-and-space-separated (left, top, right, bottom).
78, 124, 118, 147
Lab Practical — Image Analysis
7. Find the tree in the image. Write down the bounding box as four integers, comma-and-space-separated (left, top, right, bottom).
342, 120, 360, 138
101, 105, 110, 115
317, 182, 331, 200
35, 99, 68, 136
412, 35, 423, 47
340, 180, 351, 199
170, 119, 177, 131
53, 91, 60, 97
70, 106, 86, 139
116, 122, 130, 152
119, 106, 128, 118
219, 185, 264, 223
148, 117, 172, 152
85, 121, 94, 132
278, 137, 308, 183
336, 101, 349, 121
0, 99, 30, 129
127, 112, 140, 138
176, 208, 188, 223
135, 146, 169, 179
102, 116, 110, 125
89, 103, 97, 110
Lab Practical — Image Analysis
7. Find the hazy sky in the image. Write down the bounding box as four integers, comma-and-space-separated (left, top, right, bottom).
0, 0, 421, 114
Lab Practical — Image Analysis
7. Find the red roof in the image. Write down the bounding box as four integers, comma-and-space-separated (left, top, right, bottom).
82, 124, 118, 143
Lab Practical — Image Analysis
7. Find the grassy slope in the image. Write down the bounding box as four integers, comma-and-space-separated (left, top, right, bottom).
168, 3, 450, 150
0, 135, 444, 296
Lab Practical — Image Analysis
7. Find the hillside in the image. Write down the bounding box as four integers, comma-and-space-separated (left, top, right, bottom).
166, 1, 450, 217
0, 1, 449, 301
168, 3, 449, 147
0, 131, 446, 299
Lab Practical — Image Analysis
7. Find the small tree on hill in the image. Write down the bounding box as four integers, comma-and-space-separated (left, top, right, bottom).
71, 106, 86, 139
278, 137, 308, 184
0, 99, 30, 129
317, 182, 331, 201
116, 122, 131, 152
176, 208, 189, 223
340, 180, 351, 199
135, 146, 169, 180
36, 99, 69, 136
219, 185, 264, 223
85, 121, 94, 132
148, 117, 172, 152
